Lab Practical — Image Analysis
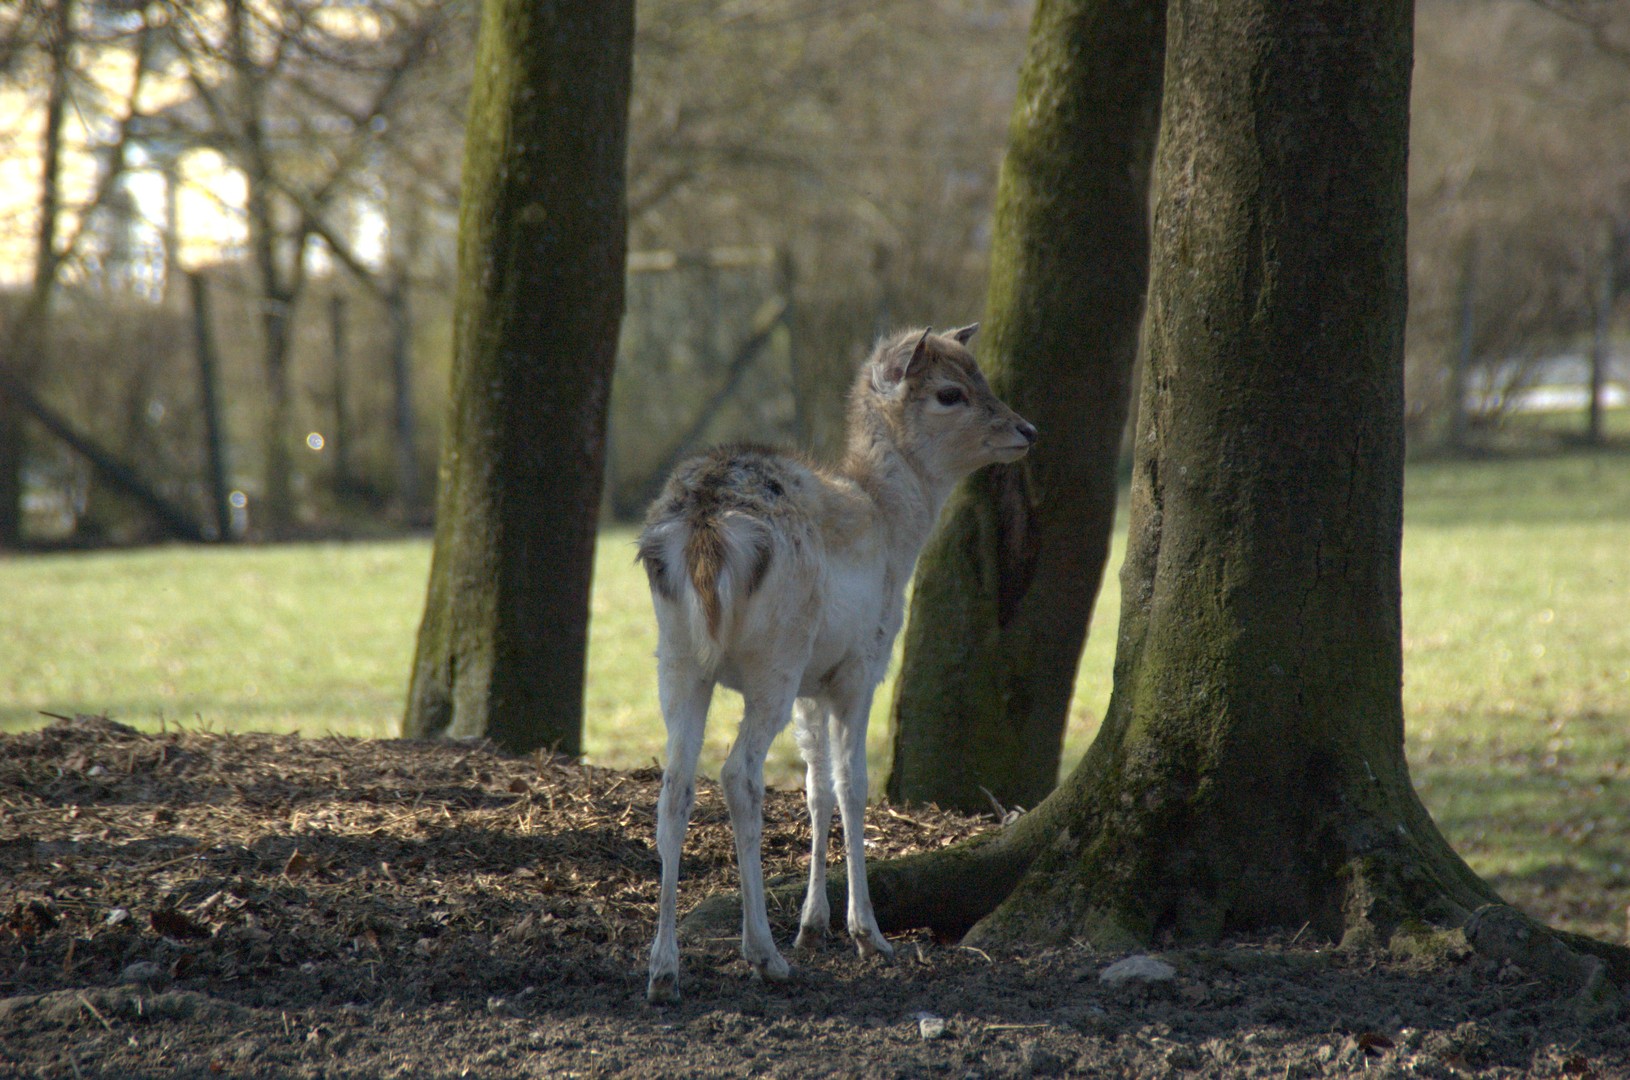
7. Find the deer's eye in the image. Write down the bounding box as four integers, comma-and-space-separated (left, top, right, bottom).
935, 386, 967, 407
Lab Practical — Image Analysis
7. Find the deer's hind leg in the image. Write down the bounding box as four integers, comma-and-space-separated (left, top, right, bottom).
719, 670, 801, 983
647, 659, 714, 1005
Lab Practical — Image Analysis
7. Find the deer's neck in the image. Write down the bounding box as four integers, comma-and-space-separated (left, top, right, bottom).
840, 411, 950, 571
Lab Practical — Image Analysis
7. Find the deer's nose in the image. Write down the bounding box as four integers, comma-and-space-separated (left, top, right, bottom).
1016, 419, 1038, 445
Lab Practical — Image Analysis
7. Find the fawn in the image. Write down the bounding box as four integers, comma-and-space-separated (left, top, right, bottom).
638, 324, 1036, 1003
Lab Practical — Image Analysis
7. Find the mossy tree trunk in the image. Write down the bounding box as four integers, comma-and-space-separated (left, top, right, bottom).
689, 1, 1629, 993
403, 0, 634, 755
885, 0, 1166, 813
971, 0, 1500, 951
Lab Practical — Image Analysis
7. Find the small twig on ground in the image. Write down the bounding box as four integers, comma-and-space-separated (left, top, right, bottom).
144, 848, 205, 873
76, 993, 114, 1033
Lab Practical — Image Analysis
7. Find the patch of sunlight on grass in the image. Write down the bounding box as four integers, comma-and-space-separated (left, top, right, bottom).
1400, 444, 1630, 942
0, 541, 430, 739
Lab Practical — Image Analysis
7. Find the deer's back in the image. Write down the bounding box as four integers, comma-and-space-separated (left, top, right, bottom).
637, 444, 893, 687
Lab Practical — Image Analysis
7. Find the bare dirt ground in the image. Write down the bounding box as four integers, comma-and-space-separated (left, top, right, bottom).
2, 715, 1626, 1079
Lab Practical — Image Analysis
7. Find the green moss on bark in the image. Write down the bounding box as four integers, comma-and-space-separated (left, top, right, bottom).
886, 0, 1166, 813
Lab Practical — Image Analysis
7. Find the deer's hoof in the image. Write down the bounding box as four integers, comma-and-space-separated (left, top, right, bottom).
749, 951, 792, 984
853, 930, 895, 961
794, 923, 829, 951
646, 970, 680, 1005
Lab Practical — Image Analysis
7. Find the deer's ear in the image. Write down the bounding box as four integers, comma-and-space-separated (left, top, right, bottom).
874, 329, 932, 392
948, 322, 979, 346
902, 328, 933, 379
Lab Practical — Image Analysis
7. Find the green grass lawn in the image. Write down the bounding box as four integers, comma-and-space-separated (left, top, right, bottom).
3, 439, 1628, 939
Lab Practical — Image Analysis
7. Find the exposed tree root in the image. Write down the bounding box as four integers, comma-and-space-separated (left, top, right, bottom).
679, 793, 1630, 1022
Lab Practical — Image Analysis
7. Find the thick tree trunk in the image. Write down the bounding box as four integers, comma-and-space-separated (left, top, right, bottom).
972, 0, 1486, 951
403, 0, 634, 755
885, 0, 1166, 813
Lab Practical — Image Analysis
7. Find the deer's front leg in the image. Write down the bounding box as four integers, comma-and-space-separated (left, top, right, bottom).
831, 688, 892, 961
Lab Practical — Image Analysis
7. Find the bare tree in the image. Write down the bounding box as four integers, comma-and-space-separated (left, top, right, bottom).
624, 1, 1030, 456
1409, 0, 1630, 444
149, 0, 465, 532
0, 1, 213, 544
0, 0, 74, 547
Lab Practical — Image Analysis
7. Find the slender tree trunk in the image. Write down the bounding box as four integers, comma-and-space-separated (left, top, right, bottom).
0, 0, 73, 547
386, 280, 418, 517
257, 284, 296, 530
189, 271, 234, 541
885, 0, 1166, 812
226, 0, 301, 534
1448, 240, 1476, 451
329, 293, 353, 496
0, 383, 24, 546
403, 0, 635, 755
386, 189, 426, 520
1588, 228, 1615, 446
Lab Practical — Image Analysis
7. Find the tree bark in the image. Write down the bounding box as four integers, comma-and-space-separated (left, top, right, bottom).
403, 0, 634, 755
885, 0, 1166, 812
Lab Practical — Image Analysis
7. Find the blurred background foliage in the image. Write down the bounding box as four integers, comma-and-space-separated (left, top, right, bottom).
0, 0, 1627, 546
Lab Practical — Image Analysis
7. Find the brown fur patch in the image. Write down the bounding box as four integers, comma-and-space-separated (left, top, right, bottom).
685, 522, 727, 639
639, 444, 798, 640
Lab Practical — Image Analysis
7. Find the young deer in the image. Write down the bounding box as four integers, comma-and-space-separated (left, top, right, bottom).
638, 325, 1036, 1003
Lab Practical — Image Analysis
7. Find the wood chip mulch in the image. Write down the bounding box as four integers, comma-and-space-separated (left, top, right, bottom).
0, 714, 993, 1009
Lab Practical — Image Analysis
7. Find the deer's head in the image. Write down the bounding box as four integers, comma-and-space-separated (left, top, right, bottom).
860, 324, 1037, 481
